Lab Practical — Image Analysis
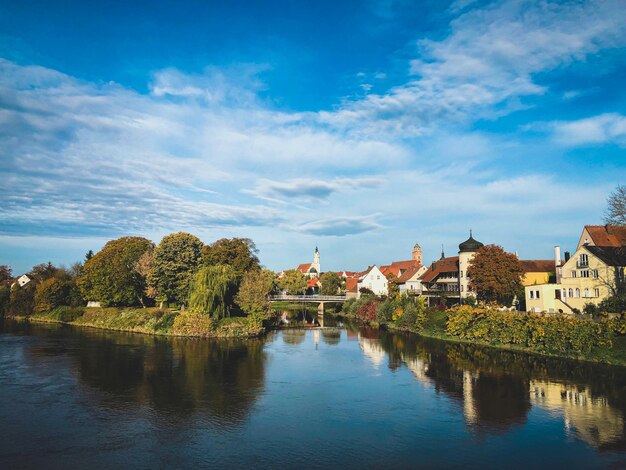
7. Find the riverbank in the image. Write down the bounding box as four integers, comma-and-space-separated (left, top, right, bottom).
344, 306, 626, 367
16, 306, 264, 338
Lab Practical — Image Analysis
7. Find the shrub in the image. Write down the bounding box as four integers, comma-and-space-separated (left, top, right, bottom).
599, 295, 626, 315
8, 283, 35, 316
446, 306, 611, 354
171, 311, 215, 337
355, 299, 380, 323
583, 302, 600, 317
34, 278, 72, 313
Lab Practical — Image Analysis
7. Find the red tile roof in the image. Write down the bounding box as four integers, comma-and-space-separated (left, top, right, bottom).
419, 256, 459, 283
346, 278, 359, 292
520, 260, 554, 273
307, 277, 320, 287
397, 265, 421, 283
585, 225, 626, 247
297, 263, 312, 274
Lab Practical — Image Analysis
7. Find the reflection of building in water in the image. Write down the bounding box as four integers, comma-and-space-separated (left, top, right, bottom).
401, 353, 432, 389
358, 336, 386, 369
530, 380, 625, 449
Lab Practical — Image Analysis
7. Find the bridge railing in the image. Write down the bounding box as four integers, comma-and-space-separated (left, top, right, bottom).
269, 295, 347, 302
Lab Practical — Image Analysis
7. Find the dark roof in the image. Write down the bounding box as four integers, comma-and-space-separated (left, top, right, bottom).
459, 231, 484, 253
520, 260, 554, 273
585, 225, 626, 248
585, 246, 626, 266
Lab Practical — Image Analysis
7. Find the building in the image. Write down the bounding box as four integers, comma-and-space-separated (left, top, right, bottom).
419, 232, 485, 305
525, 225, 626, 314
397, 264, 428, 295
458, 231, 484, 300
380, 243, 423, 278
11, 274, 31, 289
520, 260, 555, 286
296, 246, 321, 279
357, 266, 388, 297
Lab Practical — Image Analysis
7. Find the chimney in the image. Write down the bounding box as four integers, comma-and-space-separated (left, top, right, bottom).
554, 246, 561, 267
564, 251, 570, 262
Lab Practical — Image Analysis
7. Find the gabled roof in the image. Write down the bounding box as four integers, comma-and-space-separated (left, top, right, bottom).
306, 277, 320, 287
381, 259, 419, 278
296, 263, 312, 274
585, 246, 626, 267
583, 225, 626, 248
419, 256, 459, 283
346, 277, 359, 292
520, 260, 554, 273
397, 265, 422, 283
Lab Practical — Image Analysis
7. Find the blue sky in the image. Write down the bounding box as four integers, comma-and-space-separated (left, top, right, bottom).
1, 0, 625, 274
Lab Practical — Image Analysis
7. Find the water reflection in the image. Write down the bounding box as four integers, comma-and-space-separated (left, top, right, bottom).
21, 322, 266, 427
349, 323, 626, 449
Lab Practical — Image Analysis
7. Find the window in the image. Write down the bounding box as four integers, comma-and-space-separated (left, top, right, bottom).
461, 285, 464, 292
594, 288, 600, 297
460, 271, 463, 278
569, 288, 573, 298
529, 291, 534, 299
581, 270, 589, 278
584, 288, 589, 298
562, 289, 567, 299
571, 271, 577, 278
377, 275, 380, 280
579, 253, 589, 267
575, 288, 580, 298
536, 290, 540, 299
592, 269, 599, 279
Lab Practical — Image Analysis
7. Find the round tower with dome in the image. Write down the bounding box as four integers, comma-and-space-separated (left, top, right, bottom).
458, 230, 484, 300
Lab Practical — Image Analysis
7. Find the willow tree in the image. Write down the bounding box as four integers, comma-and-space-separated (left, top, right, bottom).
189, 265, 239, 319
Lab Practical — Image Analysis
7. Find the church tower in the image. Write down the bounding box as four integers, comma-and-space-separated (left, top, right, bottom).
412, 243, 423, 266
312, 246, 321, 275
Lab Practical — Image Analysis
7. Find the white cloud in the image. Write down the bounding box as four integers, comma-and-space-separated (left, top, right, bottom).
547, 113, 626, 146
322, 0, 626, 136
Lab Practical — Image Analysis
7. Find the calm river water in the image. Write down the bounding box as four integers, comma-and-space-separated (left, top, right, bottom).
1, 318, 626, 469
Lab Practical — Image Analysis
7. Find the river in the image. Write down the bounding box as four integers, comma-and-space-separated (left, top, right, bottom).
1, 318, 625, 468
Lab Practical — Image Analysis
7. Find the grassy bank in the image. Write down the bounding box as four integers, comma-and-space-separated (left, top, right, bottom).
343, 300, 626, 367
22, 306, 264, 338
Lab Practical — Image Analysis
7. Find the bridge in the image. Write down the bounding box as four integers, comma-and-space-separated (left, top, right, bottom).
269, 294, 346, 315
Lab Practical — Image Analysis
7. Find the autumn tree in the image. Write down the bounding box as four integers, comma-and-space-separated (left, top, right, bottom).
188, 265, 239, 319
8, 283, 35, 316
386, 273, 400, 299
34, 277, 72, 312
279, 269, 307, 295
29, 262, 61, 282
78, 237, 154, 307
202, 238, 260, 277
605, 185, 626, 226
467, 244, 524, 305
320, 272, 342, 295
0, 265, 12, 283
236, 269, 276, 318
151, 232, 204, 307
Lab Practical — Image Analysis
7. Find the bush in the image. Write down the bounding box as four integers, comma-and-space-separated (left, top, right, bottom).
599, 295, 626, 315
583, 302, 600, 317
0, 285, 9, 316
34, 278, 72, 313
44, 306, 85, 322
171, 311, 215, 337
446, 306, 611, 354
8, 283, 35, 316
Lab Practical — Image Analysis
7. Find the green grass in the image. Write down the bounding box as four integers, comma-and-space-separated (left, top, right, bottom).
29, 307, 261, 338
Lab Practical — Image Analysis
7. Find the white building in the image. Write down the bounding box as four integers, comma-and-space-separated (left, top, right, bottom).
357, 265, 388, 297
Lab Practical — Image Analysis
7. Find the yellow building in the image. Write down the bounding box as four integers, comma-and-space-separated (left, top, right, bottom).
526, 225, 626, 314
520, 260, 554, 286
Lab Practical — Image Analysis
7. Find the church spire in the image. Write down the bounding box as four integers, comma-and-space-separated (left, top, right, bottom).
440, 244, 445, 259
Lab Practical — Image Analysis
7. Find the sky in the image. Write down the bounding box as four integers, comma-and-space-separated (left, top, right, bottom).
0, 0, 625, 274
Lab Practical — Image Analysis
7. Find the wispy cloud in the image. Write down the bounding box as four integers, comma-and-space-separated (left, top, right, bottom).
286, 215, 382, 237
543, 113, 626, 146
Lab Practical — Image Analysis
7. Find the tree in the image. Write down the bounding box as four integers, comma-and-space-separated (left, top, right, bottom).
467, 244, 524, 305
279, 269, 307, 295
236, 269, 276, 317
78, 237, 154, 307
189, 265, 239, 319
34, 277, 72, 312
85, 250, 94, 261
29, 262, 61, 282
0, 285, 10, 316
151, 232, 204, 307
8, 283, 35, 316
386, 273, 400, 299
202, 238, 260, 277
605, 185, 626, 226
0, 265, 12, 283
320, 272, 342, 295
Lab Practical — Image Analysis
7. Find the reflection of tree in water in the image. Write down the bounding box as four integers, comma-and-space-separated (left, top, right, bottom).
282, 329, 306, 345
376, 330, 626, 447
24, 326, 267, 427
321, 329, 341, 346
